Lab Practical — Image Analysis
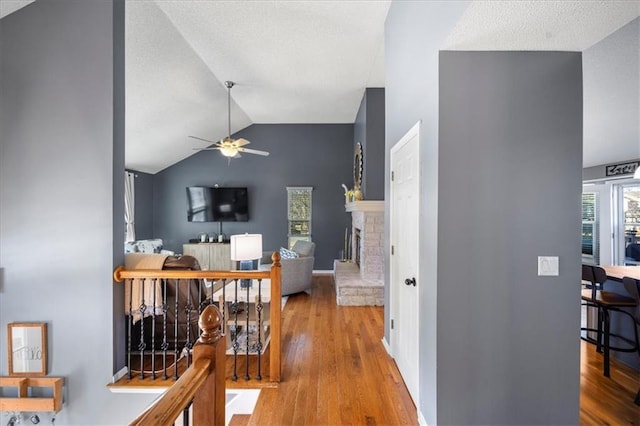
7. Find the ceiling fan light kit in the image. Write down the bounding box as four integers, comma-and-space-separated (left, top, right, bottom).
189, 80, 269, 160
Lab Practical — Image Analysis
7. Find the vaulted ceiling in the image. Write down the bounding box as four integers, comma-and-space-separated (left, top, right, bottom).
2, 1, 638, 174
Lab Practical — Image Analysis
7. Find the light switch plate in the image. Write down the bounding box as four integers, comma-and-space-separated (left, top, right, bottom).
538, 256, 559, 276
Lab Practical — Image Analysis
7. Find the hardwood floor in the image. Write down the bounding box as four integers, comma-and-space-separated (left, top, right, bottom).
248, 275, 417, 425
247, 275, 640, 426
580, 339, 640, 425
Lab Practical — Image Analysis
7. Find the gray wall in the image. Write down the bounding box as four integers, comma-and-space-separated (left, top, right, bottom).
129, 170, 155, 240
153, 124, 354, 269
385, 2, 470, 423
386, 2, 582, 424
354, 88, 385, 200
438, 51, 582, 425
0, 1, 154, 423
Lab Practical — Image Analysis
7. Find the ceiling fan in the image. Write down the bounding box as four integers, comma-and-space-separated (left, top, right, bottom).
190, 81, 269, 159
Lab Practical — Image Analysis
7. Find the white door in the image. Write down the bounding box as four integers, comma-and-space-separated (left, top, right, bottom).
390, 122, 420, 404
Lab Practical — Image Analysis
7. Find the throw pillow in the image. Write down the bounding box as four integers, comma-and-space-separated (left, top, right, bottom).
279, 247, 299, 259
124, 241, 139, 253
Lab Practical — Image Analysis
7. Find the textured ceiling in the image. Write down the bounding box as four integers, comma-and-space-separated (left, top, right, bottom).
0, 0, 34, 18
2, 1, 638, 174
443, 1, 639, 50
126, 0, 390, 173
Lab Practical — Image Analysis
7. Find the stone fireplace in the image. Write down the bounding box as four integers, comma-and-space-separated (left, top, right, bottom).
333, 201, 384, 306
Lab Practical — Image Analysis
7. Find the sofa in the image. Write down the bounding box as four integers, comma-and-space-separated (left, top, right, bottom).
259, 240, 315, 296
124, 238, 175, 255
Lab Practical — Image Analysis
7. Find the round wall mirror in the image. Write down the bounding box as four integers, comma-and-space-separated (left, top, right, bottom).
354, 142, 363, 189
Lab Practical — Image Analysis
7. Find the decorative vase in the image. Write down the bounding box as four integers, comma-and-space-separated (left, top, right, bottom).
354, 187, 363, 201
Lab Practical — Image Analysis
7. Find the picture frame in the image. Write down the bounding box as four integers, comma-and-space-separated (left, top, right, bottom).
7, 322, 47, 376
354, 142, 363, 190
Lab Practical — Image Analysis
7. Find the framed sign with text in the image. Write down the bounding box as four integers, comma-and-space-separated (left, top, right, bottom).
605, 161, 639, 177
7, 322, 47, 376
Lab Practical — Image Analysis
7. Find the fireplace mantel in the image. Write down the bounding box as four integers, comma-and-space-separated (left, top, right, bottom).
345, 200, 384, 212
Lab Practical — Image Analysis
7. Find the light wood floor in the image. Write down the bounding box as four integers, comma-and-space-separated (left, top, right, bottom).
580, 339, 640, 425
248, 276, 417, 425
245, 275, 639, 426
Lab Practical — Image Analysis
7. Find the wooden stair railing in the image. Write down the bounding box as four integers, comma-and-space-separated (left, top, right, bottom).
130, 304, 225, 426
113, 253, 282, 385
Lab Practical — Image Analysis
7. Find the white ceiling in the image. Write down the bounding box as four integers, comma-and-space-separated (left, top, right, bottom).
0, 0, 34, 18
125, 0, 389, 173
443, 1, 639, 51
2, 1, 638, 174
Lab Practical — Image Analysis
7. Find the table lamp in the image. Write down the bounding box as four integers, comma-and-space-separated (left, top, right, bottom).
230, 233, 262, 288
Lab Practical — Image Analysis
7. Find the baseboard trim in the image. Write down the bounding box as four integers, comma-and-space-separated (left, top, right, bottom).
111, 366, 128, 383
313, 269, 334, 275
381, 337, 392, 356
418, 410, 428, 426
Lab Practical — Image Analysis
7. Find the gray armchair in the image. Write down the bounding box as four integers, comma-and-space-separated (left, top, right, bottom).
259, 241, 315, 296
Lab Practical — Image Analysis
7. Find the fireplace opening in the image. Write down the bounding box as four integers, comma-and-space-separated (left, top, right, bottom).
354, 228, 361, 267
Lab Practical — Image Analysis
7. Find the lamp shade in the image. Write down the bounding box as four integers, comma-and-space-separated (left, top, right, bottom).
230, 233, 262, 261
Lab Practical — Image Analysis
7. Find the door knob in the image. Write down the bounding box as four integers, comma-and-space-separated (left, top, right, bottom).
404, 277, 416, 287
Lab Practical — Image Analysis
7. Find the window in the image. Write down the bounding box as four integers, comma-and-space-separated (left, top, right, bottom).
286, 187, 312, 249
582, 192, 599, 264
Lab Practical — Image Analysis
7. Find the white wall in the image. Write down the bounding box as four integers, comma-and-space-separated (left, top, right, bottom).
583, 17, 640, 167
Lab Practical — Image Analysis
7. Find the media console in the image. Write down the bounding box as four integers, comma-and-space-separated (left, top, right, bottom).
183, 242, 233, 270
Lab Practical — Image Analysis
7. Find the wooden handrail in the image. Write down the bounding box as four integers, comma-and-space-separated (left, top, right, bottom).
114, 268, 271, 282
130, 305, 225, 426
130, 358, 212, 426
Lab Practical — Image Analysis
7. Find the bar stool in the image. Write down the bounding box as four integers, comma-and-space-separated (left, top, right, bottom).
580, 264, 605, 350
619, 276, 640, 406
594, 275, 639, 377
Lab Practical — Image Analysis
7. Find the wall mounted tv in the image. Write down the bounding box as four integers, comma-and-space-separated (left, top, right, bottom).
186, 186, 249, 222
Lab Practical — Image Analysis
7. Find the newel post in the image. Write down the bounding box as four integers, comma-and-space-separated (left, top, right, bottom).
192, 305, 225, 426
270, 251, 282, 382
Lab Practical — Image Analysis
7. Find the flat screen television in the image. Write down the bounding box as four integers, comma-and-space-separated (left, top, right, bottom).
186, 186, 249, 222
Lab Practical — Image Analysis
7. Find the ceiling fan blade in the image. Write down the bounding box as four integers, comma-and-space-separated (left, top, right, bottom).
235, 138, 251, 147
193, 147, 222, 151
188, 135, 216, 144
238, 147, 270, 156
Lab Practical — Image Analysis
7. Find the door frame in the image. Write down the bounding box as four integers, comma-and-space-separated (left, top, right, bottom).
389, 121, 421, 405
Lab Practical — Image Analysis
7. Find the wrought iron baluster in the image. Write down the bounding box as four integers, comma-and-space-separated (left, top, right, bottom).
182, 399, 192, 426
232, 279, 239, 381
256, 278, 263, 380
222, 278, 226, 326
127, 278, 133, 379
245, 280, 250, 380
151, 278, 157, 380
197, 278, 204, 342
161, 278, 169, 380
138, 278, 147, 380
174, 279, 179, 380
184, 279, 193, 367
